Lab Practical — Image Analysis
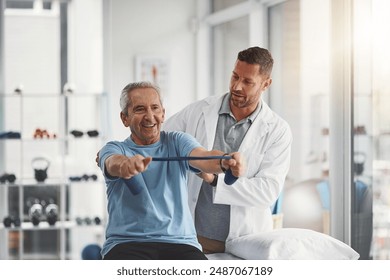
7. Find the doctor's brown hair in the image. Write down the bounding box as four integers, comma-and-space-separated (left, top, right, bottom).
237, 47, 274, 78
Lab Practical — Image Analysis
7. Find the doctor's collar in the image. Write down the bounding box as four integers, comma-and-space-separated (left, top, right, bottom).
219, 93, 262, 123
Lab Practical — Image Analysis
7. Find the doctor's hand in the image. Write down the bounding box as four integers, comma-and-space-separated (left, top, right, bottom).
196, 172, 216, 184
220, 152, 246, 178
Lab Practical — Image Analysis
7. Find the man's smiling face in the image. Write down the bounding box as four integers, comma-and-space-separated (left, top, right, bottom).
121, 87, 165, 145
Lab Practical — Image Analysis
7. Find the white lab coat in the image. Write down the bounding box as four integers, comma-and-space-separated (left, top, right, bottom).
163, 94, 292, 247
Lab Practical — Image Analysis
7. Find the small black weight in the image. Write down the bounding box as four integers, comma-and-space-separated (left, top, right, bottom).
45, 203, 58, 226
3, 216, 12, 228
29, 202, 43, 226
31, 157, 50, 183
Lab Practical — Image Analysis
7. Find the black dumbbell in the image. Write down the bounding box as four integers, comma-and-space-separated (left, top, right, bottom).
69, 174, 98, 182
69, 176, 82, 182
84, 217, 92, 225
29, 201, 43, 226
70, 130, 83, 137
94, 216, 101, 225
3, 216, 21, 228
0, 173, 16, 184
87, 130, 99, 137
75, 216, 97, 226
75, 217, 83, 225
81, 174, 89, 181
13, 217, 21, 227
3, 216, 12, 228
45, 200, 58, 226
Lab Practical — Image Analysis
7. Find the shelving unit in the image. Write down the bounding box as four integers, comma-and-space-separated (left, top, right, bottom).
0, 92, 108, 260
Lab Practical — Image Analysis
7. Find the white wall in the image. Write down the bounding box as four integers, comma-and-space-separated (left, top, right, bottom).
68, 0, 104, 93
4, 6, 60, 94
104, 0, 196, 141
300, 0, 331, 180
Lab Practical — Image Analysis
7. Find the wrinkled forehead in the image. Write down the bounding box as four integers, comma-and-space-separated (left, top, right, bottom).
128, 87, 162, 106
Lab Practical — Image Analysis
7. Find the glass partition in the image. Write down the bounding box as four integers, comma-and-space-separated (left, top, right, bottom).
269, 0, 332, 235
353, 0, 390, 260
205, 0, 390, 260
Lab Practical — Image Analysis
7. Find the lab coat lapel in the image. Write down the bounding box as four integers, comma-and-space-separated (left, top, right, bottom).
202, 96, 224, 150
239, 101, 272, 151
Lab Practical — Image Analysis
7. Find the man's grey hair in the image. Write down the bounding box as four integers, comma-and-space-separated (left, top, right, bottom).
120, 81, 163, 115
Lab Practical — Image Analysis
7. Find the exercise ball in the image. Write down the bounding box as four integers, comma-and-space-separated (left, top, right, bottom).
282, 179, 324, 232
81, 244, 102, 260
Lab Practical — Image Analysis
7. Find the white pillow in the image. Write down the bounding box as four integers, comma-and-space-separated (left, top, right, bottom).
226, 228, 360, 260
206, 253, 243, 260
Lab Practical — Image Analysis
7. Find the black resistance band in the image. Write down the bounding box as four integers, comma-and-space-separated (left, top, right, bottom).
152, 155, 232, 161
123, 155, 238, 195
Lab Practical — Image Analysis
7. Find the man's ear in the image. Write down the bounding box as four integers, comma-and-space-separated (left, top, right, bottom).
161, 108, 166, 123
120, 112, 129, 127
262, 78, 272, 92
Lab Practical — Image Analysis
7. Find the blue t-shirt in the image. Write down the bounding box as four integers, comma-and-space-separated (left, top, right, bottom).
99, 131, 202, 257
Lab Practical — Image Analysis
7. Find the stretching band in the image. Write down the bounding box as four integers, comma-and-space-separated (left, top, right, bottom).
152, 155, 232, 161
123, 155, 238, 195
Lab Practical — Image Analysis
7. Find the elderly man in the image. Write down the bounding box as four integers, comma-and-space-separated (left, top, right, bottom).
98, 81, 245, 260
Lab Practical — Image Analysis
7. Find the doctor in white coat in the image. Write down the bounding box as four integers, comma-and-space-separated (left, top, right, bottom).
163, 46, 292, 255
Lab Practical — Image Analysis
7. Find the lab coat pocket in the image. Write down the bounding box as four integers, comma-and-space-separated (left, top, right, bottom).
245, 152, 265, 178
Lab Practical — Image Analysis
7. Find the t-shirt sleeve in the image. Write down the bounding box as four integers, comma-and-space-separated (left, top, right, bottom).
99, 141, 127, 181
174, 132, 203, 173
175, 131, 202, 156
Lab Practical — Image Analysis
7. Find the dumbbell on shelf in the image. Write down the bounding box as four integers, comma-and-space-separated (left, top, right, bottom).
84, 217, 92, 225
3, 216, 12, 228
28, 199, 43, 226
0, 173, 16, 184
13, 217, 21, 227
2, 215, 21, 228
44, 200, 58, 226
94, 217, 101, 225
69, 129, 99, 138
75, 217, 83, 225
75, 216, 102, 226
69, 174, 98, 182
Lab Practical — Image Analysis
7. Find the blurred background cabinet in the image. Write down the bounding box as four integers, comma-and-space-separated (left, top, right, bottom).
0, 92, 107, 259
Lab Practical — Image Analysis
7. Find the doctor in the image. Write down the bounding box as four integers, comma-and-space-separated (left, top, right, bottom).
163, 46, 292, 254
